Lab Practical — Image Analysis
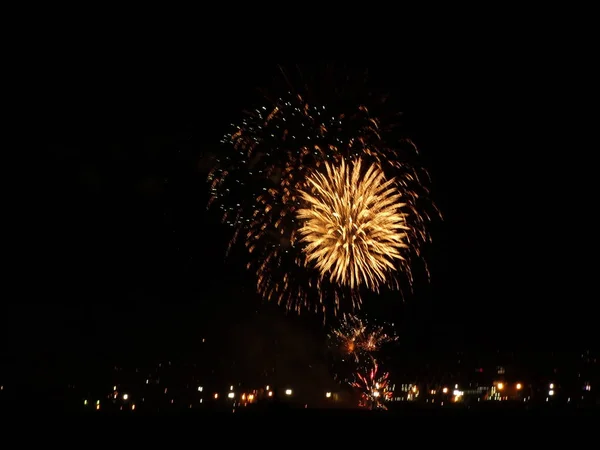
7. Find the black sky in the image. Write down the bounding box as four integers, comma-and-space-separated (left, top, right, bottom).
8, 61, 594, 381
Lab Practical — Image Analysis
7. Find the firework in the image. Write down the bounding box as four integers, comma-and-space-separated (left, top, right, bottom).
207, 67, 437, 315
351, 358, 393, 409
328, 314, 397, 365
297, 158, 409, 291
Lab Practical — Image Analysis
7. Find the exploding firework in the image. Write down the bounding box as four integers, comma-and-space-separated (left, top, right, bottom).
351, 358, 393, 409
207, 66, 437, 315
328, 314, 397, 365
297, 158, 409, 291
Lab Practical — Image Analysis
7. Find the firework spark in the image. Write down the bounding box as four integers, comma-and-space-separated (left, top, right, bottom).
207, 67, 437, 315
328, 314, 397, 364
297, 158, 409, 291
351, 358, 393, 409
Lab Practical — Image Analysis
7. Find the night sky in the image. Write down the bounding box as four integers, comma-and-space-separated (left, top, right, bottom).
8, 62, 593, 385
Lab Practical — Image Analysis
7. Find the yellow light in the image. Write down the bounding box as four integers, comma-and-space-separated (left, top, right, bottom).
84, 400, 88, 405
228, 392, 234, 399
96, 404, 100, 410
96, 400, 100, 405
122, 394, 129, 400
516, 383, 522, 390
442, 387, 448, 394
326, 392, 332, 398
248, 394, 254, 401
214, 393, 218, 399
230, 385, 234, 391
266, 385, 270, 390
241, 394, 246, 400
412, 386, 417, 392
268, 391, 273, 397
131, 404, 136, 410
285, 389, 292, 396
497, 383, 504, 390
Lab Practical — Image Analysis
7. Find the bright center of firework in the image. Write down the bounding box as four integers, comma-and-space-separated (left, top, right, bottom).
297, 158, 409, 290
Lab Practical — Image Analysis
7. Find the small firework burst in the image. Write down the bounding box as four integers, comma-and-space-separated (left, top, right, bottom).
351, 358, 393, 409
328, 314, 397, 364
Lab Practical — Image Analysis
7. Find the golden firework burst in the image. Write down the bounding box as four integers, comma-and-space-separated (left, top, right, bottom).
297, 158, 409, 291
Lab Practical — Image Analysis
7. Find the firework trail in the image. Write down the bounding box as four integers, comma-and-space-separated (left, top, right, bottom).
207, 66, 437, 315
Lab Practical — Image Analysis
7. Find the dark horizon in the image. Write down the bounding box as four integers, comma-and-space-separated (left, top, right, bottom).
9, 63, 593, 385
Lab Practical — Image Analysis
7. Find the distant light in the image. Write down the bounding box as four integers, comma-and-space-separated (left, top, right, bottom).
497, 383, 504, 390
248, 394, 254, 401
96, 400, 100, 405
214, 393, 218, 399
230, 385, 234, 391
84, 400, 88, 405
549, 390, 554, 396
412, 386, 417, 393
241, 394, 246, 400
373, 391, 380, 397
228, 392, 235, 399
268, 391, 273, 397
266, 385, 270, 390
442, 387, 448, 394
516, 383, 522, 390
131, 404, 136, 411
198, 386, 203, 392
326, 392, 332, 398
285, 389, 292, 396
113, 386, 117, 391
96, 404, 100, 410
122, 394, 129, 400
549, 383, 554, 389
454, 384, 458, 389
